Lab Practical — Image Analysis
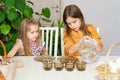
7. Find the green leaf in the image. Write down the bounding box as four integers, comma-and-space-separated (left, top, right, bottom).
12, 18, 22, 30
0, 12, 5, 23
0, 23, 11, 35
0, 46, 4, 56
3, 0, 15, 8
57, 20, 64, 28
23, 5, 33, 18
5, 41, 14, 53
14, 0, 25, 11
6, 8, 18, 21
57, 20, 61, 28
10, 32, 18, 42
42, 7, 51, 18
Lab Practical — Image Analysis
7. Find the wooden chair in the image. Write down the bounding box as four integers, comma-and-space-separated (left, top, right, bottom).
60, 28, 64, 56
40, 27, 59, 56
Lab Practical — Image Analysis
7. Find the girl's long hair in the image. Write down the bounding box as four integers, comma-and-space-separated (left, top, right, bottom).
18, 18, 41, 56
63, 4, 90, 36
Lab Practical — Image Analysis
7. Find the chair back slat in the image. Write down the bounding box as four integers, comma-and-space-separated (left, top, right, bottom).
40, 27, 58, 56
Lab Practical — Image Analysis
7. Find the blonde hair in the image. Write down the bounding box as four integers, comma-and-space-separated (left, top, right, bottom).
18, 18, 41, 56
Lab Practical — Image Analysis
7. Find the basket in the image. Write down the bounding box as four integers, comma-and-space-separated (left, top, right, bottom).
0, 40, 7, 60
0, 71, 5, 80
96, 42, 120, 80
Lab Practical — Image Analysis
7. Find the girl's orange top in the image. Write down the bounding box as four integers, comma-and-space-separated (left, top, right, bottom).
63, 24, 103, 56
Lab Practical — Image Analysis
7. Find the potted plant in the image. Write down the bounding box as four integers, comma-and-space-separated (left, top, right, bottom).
0, 0, 33, 55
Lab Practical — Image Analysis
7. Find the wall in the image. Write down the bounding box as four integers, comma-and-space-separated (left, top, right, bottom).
61, 0, 120, 55
28, 0, 61, 26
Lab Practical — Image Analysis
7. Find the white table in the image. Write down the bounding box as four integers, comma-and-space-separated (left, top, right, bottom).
13, 56, 119, 80
0, 59, 17, 80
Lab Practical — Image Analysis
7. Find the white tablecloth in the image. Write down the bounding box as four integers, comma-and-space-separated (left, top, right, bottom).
14, 56, 119, 80
0, 60, 17, 80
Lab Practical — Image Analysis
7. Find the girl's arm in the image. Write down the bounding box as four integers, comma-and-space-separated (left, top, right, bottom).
69, 36, 103, 54
69, 41, 80, 54
86, 36, 103, 53
7, 40, 20, 57
42, 47, 48, 55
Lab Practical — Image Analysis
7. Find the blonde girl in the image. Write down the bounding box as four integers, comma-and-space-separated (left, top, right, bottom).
7, 18, 48, 57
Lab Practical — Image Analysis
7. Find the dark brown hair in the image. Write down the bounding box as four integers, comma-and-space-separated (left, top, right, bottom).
63, 4, 90, 36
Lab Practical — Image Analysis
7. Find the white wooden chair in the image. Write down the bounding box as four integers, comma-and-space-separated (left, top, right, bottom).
60, 27, 100, 56
60, 28, 65, 56
40, 27, 58, 56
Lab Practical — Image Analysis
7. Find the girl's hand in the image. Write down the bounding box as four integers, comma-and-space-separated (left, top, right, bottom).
90, 38, 98, 47
81, 36, 98, 47
79, 36, 102, 53
69, 42, 79, 54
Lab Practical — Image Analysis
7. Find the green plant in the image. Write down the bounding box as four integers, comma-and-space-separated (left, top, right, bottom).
57, 20, 64, 56
35, 7, 51, 27
0, 0, 33, 55
0, 0, 63, 56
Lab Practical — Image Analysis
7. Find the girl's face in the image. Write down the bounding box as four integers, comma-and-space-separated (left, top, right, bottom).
66, 16, 81, 31
27, 24, 39, 41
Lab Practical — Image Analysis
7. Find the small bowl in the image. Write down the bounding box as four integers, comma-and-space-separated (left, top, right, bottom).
65, 60, 75, 71
76, 60, 86, 71
54, 60, 64, 71
43, 61, 53, 71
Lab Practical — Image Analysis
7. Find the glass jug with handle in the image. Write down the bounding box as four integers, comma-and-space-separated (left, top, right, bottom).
78, 36, 99, 63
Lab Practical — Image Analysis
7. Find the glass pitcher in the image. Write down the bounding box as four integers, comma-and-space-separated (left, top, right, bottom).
78, 36, 99, 63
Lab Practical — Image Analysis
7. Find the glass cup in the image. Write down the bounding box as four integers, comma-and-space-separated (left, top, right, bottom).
54, 60, 64, 71
76, 60, 86, 71
65, 60, 75, 71
43, 61, 53, 71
